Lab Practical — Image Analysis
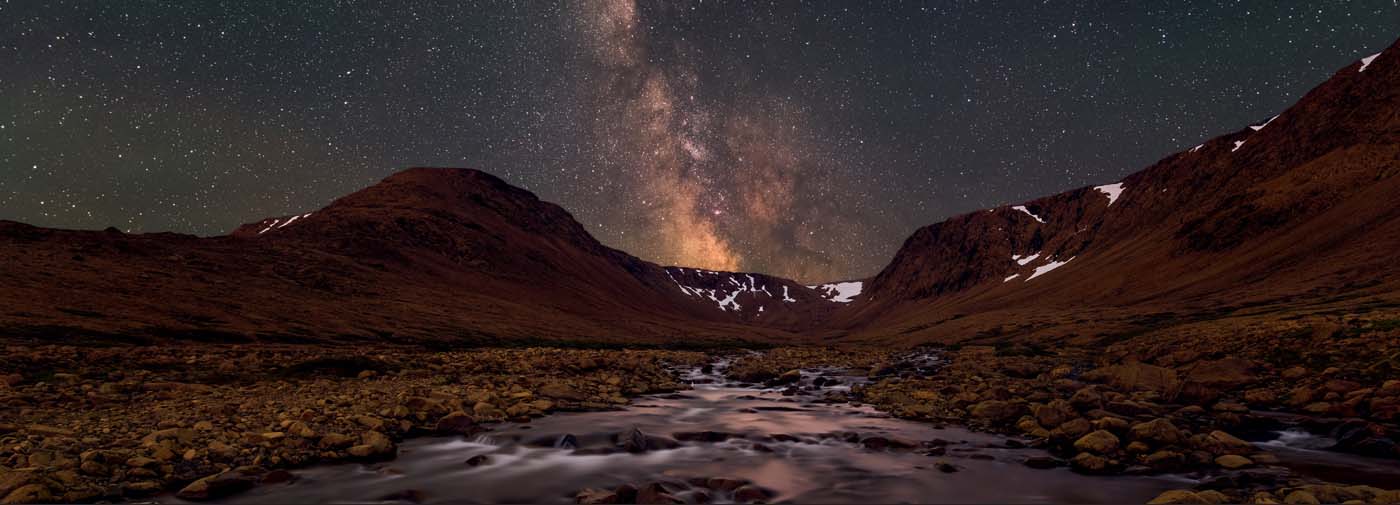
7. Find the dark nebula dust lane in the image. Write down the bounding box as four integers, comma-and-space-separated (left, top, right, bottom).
2, 1, 1398, 283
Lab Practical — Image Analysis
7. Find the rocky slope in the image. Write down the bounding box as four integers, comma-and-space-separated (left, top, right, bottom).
838, 39, 1400, 345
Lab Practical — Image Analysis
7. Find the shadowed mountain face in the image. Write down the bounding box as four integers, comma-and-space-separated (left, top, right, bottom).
3, 40, 1400, 347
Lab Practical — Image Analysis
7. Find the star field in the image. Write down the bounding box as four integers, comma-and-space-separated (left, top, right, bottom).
2, 1, 1397, 283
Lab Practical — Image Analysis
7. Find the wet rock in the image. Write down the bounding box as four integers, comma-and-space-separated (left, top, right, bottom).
434, 411, 478, 435
1069, 452, 1110, 474
775, 369, 802, 385
617, 427, 679, 453
575, 488, 620, 504
1328, 419, 1399, 458
464, 455, 490, 466
635, 482, 684, 504
347, 431, 396, 460
933, 461, 959, 473
860, 436, 918, 450
732, 484, 775, 503
176, 469, 260, 501
705, 478, 748, 492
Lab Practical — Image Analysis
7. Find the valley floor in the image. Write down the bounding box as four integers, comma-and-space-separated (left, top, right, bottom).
0, 336, 1398, 504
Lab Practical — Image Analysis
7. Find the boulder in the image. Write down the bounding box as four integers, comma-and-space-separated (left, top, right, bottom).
1069, 452, 1110, 474
1215, 454, 1253, 469
176, 469, 260, 501
434, 411, 478, 435
1148, 490, 1210, 504
1033, 400, 1077, 429
1073, 430, 1120, 455
1130, 418, 1185, 447
969, 400, 1023, 422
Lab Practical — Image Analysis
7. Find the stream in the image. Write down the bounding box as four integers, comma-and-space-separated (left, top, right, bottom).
176, 356, 1397, 504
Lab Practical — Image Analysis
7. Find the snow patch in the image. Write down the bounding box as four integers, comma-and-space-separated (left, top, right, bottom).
1013, 252, 1040, 266
816, 281, 863, 303
781, 285, 796, 302
1026, 257, 1074, 281
1094, 183, 1125, 206
1232, 140, 1245, 152
1190, 143, 1204, 153
1003, 274, 1019, 283
1360, 52, 1381, 72
1012, 205, 1045, 223
1249, 115, 1278, 131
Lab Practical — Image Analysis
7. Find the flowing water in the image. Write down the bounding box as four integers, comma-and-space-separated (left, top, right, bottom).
174, 356, 1396, 504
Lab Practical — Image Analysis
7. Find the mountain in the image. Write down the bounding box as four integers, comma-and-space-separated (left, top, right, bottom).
0, 168, 850, 346
2, 41, 1398, 348
835, 40, 1400, 346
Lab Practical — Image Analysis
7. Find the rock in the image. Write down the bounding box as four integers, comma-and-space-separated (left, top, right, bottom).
969, 400, 1023, 422
732, 484, 775, 503
319, 432, 355, 449
618, 427, 679, 453
933, 461, 959, 473
775, 369, 802, 384
1130, 418, 1185, 447
1073, 430, 1120, 455
176, 469, 259, 500
1052, 417, 1093, 441
1329, 419, 1400, 458
705, 478, 749, 491
575, 488, 620, 504
434, 411, 478, 435
672, 431, 737, 443
635, 482, 683, 504
860, 436, 918, 450
1033, 400, 1077, 429
538, 382, 589, 401
1179, 357, 1257, 402
347, 431, 395, 460
1069, 388, 1104, 410
24, 424, 75, 437
1083, 362, 1179, 394
1069, 452, 1110, 474
464, 455, 490, 466
3, 484, 52, 504
1283, 490, 1321, 505
1215, 454, 1253, 469
1145, 450, 1186, 471
356, 370, 377, 379
1149, 490, 1210, 504
1198, 430, 1254, 455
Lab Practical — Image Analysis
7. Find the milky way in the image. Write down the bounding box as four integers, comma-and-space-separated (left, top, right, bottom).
2, 2, 1397, 283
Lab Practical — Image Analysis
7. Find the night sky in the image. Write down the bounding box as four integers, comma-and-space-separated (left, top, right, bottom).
2, 2, 1397, 283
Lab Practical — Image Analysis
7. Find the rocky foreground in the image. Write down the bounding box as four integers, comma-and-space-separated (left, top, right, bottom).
0, 345, 703, 503
1, 321, 1399, 504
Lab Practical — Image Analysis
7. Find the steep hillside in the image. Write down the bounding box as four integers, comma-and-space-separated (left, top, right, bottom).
839, 40, 1400, 345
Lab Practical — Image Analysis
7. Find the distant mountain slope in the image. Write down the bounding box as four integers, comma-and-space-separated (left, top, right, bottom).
836, 39, 1400, 345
